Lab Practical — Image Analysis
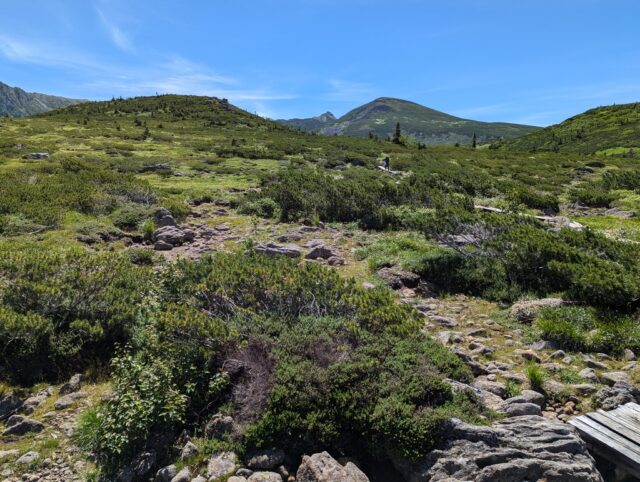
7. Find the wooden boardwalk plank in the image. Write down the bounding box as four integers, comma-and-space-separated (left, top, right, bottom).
587, 410, 640, 446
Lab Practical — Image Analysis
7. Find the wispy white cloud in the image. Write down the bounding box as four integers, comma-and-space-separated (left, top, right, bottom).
96, 6, 132, 52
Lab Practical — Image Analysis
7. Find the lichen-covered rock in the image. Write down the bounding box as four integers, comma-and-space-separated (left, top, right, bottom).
247, 472, 283, 482
395, 416, 603, 482
154, 464, 177, 482
376, 267, 420, 289
206, 452, 238, 480
59, 373, 85, 394
297, 451, 369, 482
255, 242, 301, 259
0, 392, 23, 419
2, 415, 44, 436
246, 449, 285, 470
510, 298, 565, 323
595, 381, 640, 410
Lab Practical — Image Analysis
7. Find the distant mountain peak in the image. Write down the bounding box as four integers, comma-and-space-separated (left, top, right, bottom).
0, 81, 86, 117
278, 97, 538, 145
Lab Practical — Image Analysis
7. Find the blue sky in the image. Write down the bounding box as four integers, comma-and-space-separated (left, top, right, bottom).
1, 0, 639, 126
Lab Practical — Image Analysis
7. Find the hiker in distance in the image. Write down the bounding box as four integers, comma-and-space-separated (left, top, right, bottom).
383, 156, 390, 171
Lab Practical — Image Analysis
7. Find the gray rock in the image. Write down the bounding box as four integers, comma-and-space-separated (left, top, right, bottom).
154, 225, 186, 246
579, 367, 599, 383
584, 357, 609, 370
297, 452, 369, 482
327, 256, 345, 266
16, 451, 40, 465
170, 466, 191, 482
472, 380, 507, 398
429, 315, 458, 328
154, 240, 174, 251
530, 340, 558, 351
206, 452, 238, 480
247, 472, 282, 482
155, 464, 178, 482
181, 441, 199, 460
573, 383, 597, 396
305, 245, 335, 260
154, 208, 178, 228
228, 477, 248, 482
624, 348, 636, 361
204, 413, 236, 438
236, 468, 254, 477
255, 242, 301, 259
395, 416, 602, 482
500, 401, 543, 417
2, 415, 44, 435
600, 371, 630, 386
510, 298, 565, 323
595, 381, 640, 410
550, 350, 566, 359
22, 387, 53, 414
54, 391, 87, 410
246, 449, 285, 470
0, 392, 23, 419
133, 451, 157, 477
376, 267, 420, 289
59, 373, 85, 395
23, 152, 50, 160
191, 477, 207, 482
504, 389, 546, 408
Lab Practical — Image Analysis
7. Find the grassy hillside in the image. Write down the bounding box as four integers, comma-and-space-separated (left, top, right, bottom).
0, 81, 86, 117
279, 97, 539, 145
1, 94, 640, 481
499, 102, 640, 154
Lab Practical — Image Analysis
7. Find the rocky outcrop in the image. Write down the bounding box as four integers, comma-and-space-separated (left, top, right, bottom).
395, 416, 602, 482
206, 452, 238, 480
296, 451, 369, 482
2, 415, 44, 436
510, 298, 565, 323
377, 267, 420, 290
245, 449, 285, 470
0, 392, 23, 419
594, 381, 640, 410
59, 373, 85, 395
154, 208, 178, 228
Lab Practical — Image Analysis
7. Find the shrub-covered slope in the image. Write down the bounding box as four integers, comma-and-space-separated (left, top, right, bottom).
499, 102, 640, 154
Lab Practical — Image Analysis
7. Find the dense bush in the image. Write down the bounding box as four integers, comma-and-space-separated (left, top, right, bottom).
0, 243, 151, 383
536, 306, 640, 354
569, 184, 618, 207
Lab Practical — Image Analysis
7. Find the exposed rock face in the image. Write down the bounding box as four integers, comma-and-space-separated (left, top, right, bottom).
595, 381, 640, 410
395, 416, 603, 482
297, 451, 369, 482
255, 242, 302, 259
305, 245, 335, 260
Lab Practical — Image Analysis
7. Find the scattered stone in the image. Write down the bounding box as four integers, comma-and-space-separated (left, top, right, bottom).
0, 392, 23, 419
246, 449, 285, 470
206, 452, 238, 480
584, 357, 609, 370
59, 373, 85, 395
600, 371, 631, 387
500, 401, 543, 417
573, 383, 597, 396
579, 368, 599, 384
255, 243, 302, 259
236, 468, 254, 477
154, 208, 178, 228
297, 452, 369, 482
542, 379, 567, 398
16, 451, 40, 465
229, 477, 248, 482
154, 240, 174, 251
362, 282, 375, 290
204, 413, 236, 439
247, 472, 283, 482
467, 328, 487, 337
170, 466, 191, 482
23, 153, 50, 160
154, 225, 187, 246
2, 415, 44, 435
510, 298, 565, 323
155, 464, 178, 482
518, 350, 541, 363
54, 391, 87, 410
429, 315, 458, 328
550, 350, 566, 359
605, 207, 635, 218
133, 451, 157, 477
277, 234, 302, 242
437, 331, 463, 345
530, 340, 558, 351
180, 441, 199, 460
327, 256, 345, 266
624, 348, 637, 361
191, 477, 207, 482
472, 380, 506, 398
451, 347, 488, 376
22, 387, 53, 414
305, 245, 334, 260
376, 267, 420, 289
507, 389, 546, 408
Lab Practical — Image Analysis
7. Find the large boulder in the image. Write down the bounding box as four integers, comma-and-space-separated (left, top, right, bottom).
305, 245, 335, 260
153, 226, 186, 246
154, 208, 178, 228
204, 413, 237, 439
255, 243, 302, 259
59, 373, 85, 395
22, 387, 53, 414
247, 472, 283, 482
296, 451, 369, 482
395, 416, 603, 482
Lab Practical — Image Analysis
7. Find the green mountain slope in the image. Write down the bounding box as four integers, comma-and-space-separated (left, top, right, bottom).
0, 81, 86, 117
500, 102, 640, 154
278, 97, 539, 145
278, 111, 336, 132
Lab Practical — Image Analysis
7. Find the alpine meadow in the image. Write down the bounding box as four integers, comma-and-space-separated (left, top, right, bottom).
1, 2, 640, 482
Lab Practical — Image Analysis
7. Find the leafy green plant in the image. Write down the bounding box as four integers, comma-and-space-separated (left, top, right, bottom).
525, 362, 546, 392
